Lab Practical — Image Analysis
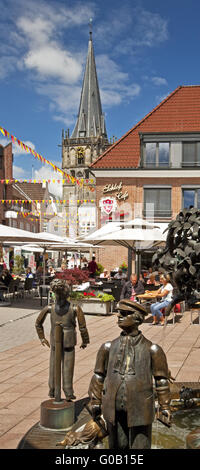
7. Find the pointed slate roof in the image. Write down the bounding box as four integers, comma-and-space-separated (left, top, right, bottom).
91, 85, 200, 169
71, 33, 107, 139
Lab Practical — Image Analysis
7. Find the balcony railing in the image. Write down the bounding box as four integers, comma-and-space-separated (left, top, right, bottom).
143, 209, 172, 219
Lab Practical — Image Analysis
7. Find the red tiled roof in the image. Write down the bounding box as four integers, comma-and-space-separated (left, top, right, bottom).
12, 183, 47, 200
91, 85, 200, 169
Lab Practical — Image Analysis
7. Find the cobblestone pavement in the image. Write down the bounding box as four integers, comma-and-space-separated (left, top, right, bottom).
0, 297, 50, 352
0, 298, 200, 449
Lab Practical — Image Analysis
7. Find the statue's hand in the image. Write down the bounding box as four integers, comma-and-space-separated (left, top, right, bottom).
41, 338, 50, 348
80, 343, 87, 349
156, 408, 171, 427
87, 402, 101, 420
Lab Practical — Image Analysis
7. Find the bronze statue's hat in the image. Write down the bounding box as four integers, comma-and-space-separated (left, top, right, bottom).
116, 299, 147, 316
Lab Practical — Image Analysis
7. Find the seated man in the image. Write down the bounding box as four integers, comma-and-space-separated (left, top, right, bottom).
120, 273, 145, 300
114, 269, 126, 280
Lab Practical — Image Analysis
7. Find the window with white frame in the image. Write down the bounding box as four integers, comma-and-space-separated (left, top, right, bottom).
143, 142, 170, 167
143, 188, 171, 218
182, 142, 200, 167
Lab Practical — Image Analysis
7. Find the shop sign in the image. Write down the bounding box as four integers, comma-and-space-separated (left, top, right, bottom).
99, 197, 117, 215
103, 181, 128, 201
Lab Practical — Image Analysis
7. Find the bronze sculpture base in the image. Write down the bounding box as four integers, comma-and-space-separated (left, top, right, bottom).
17, 398, 90, 449
40, 399, 75, 430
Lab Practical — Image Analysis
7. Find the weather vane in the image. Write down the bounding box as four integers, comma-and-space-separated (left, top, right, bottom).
89, 18, 93, 38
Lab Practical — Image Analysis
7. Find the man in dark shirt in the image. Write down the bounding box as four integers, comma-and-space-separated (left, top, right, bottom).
88, 256, 98, 278
120, 273, 145, 300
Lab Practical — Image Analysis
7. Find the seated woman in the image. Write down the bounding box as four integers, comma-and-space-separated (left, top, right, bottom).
100, 269, 110, 280
150, 273, 173, 325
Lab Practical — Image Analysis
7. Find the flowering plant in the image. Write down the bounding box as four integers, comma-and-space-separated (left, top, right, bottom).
83, 291, 96, 297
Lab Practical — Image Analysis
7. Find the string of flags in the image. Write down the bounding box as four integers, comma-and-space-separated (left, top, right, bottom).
0, 199, 95, 204
0, 178, 95, 185
0, 126, 93, 186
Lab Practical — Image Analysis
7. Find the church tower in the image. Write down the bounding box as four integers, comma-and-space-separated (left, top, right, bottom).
62, 28, 110, 236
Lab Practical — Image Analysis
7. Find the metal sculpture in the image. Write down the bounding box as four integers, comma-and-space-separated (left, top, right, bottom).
152, 207, 200, 314
86, 299, 171, 449
35, 278, 90, 401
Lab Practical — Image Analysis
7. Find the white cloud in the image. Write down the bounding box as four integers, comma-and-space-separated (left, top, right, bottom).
13, 165, 26, 178
133, 8, 168, 47
0, 1, 168, 127
34, 166, 63, 198
112, 7, 168, 56
13, 140, 36, 156
23, 45, 82, 84
96, 55, 141, 107
152, 76, 168, 86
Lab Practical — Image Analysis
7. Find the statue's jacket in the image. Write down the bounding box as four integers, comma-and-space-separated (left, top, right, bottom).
35, 302, 89, 349
89, 331, 169, 428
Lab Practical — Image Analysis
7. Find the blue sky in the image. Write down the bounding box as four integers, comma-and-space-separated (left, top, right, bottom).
0, 0, 200, 193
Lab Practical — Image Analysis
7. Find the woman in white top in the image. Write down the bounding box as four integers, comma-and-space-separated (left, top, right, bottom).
150, 273, 173, 325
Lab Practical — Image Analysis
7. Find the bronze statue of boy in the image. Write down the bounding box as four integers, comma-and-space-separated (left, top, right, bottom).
88, 299, 171, 449
35, 278, 90, 401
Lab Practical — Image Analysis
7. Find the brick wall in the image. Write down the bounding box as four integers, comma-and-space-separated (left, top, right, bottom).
0, 143, 13, 224
94, 175, 200, 272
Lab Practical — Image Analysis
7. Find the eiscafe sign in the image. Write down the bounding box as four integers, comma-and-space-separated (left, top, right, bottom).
102, 181, 129, 201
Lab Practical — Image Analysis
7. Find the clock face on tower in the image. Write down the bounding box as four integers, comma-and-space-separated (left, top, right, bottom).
76, 146, 85, 164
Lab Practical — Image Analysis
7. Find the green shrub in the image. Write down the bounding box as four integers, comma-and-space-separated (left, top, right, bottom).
97, 293, 115, 302
13, 255, 24, 274
95, 263, 104, 276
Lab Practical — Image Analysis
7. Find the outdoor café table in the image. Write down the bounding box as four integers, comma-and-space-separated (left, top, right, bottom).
137, 291, 160, 305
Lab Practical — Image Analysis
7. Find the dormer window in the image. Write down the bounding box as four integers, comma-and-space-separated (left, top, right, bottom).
144, 142, 170, 167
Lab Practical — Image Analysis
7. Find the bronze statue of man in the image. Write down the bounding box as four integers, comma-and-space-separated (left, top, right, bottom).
88, 299, 171, 449
35, 279, 90, 401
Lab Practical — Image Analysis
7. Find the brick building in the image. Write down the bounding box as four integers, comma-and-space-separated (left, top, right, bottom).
91, 85, 200, 272
10, 182, 50, 232
0, 142, 50, 232
0, 143, 13, 225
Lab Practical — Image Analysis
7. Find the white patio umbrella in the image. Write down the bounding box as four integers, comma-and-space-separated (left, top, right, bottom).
0, 224, 57, 243
81, 219, 166, 278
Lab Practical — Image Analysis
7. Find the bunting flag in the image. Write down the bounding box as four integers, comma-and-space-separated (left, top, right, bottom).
0, 126, 95, 187
0, 199, 95, 204
0, 178, 94, 185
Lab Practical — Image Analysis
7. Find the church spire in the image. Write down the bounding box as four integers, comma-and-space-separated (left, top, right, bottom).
71, 28, 107, 139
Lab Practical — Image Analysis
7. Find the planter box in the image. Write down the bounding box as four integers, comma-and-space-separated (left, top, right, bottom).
71, 299, 112, 315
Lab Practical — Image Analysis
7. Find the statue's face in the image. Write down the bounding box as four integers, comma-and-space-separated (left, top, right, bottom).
117, 310, 139, 330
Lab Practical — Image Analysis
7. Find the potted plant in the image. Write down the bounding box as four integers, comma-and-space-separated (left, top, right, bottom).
119, 262, 128, 273
78, 291, 115, 315
55, 269, 114, 315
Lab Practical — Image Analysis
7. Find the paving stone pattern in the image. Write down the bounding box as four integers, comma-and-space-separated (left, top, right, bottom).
0, 297, 200, 449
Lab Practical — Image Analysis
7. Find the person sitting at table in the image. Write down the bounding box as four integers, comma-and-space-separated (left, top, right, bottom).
0, 269, 13, 287
100, 268, 110, 280
150, 273, 173, 326
120, 273, 145, 300
26, 267, 34, 279
147, 274, 159, 286
48, 266, 55, 277
114, 268, 126, 280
